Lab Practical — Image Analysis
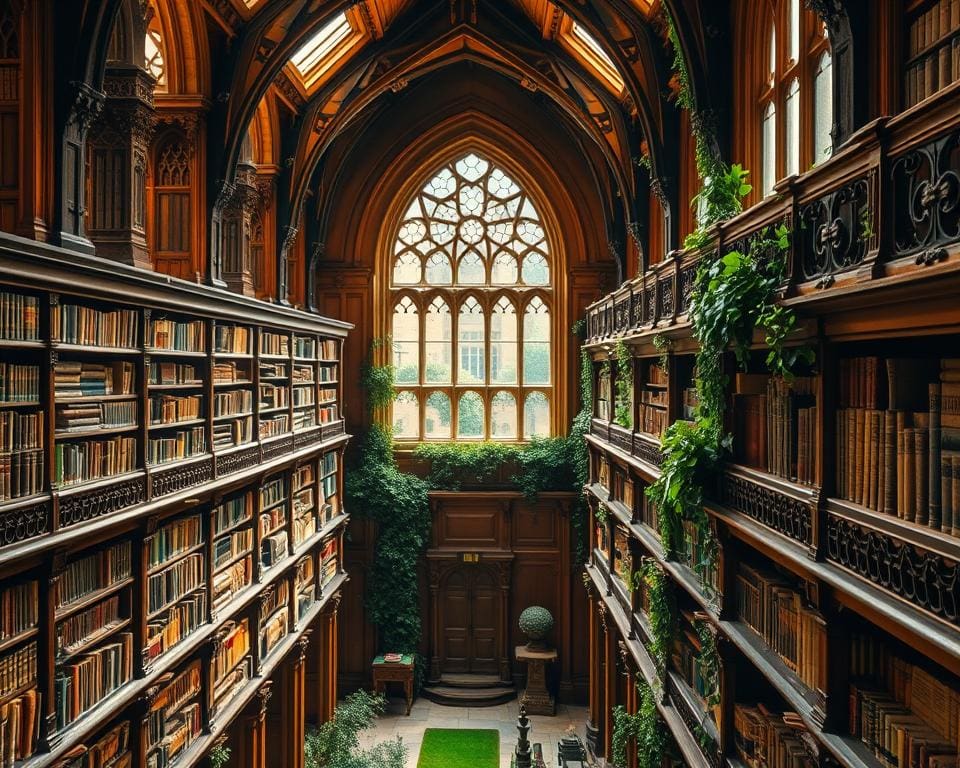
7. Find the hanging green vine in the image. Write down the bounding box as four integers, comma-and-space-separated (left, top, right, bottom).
614, 340, 633, 429
694, 618, 721, 709
635, 560, 675, 673
611, 678, 668, 768
346, 341, 430, 666
652, 333, 672, 372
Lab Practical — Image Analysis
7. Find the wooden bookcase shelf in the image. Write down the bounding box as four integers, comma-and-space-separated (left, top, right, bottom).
582, 125, 960, 766
0, 246, 352, 768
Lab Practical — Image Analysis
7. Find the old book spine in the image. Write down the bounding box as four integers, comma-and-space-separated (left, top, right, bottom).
855, 408, 866, 506
847, 409, 856, 502
952, 456, 960, 537
904, 428, 917, 523
868, 410, 879, 510
897, 412, 906, 517
877, 410, 886, 513
916, 427, 929, 526
883, 411, 897, 516
942, 455, 954, 534
838, 409, 845, 498
929, 383, 942, 530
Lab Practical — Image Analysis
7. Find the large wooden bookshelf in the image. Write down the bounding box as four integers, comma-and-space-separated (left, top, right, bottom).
0, 236, 351, 768
580, 90, 960, 768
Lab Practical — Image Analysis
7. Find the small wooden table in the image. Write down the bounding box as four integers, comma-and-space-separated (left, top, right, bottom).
372, 654, 415, 715
516, 645, 557, 716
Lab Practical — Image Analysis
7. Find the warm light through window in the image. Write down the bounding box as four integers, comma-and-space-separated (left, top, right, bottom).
290, 13, 352, 77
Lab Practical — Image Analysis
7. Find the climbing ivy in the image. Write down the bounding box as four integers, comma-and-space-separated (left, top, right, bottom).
652, 333, 672, 372
614, 339, 633, 429
346, 341, 430, 665
611, 678, 669, 768
635, 561, 675, 673
612, 705, 643, 768
695, 618, 721, 709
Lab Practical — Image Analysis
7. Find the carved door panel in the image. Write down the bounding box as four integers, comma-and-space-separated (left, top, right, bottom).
439, 565, 502, 676
441, 569, 470, 674
469, 568, 498, 675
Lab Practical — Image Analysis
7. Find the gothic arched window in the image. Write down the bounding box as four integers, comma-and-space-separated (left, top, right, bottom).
758, 0, 832, 197
390, 151, 553, 441
152, 131, 191, 278
145, 12, 167, 91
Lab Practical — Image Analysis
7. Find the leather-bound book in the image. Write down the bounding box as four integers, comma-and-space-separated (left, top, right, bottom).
883, 411, 897, 516
929, 383, 942, 530
943, 452, 956, 535
867, 410, 880, 510
897, 412, 906, 516
903, 428, 916, 522
855, 408, 866, 506
734, 394, 766, 470
952, 455, 960, 537
915, 427, 929, 526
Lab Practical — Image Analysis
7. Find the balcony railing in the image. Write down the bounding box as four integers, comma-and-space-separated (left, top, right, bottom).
585, 86, 960, 342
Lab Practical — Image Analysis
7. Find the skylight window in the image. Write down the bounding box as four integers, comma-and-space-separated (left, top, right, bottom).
290, 13, 352, 77
571, 22, 617, 74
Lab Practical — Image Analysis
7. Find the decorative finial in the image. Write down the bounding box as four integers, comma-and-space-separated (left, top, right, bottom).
516, 704, 531, 768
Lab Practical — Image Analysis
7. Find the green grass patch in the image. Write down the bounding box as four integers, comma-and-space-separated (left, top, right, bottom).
417, 728, 500, 768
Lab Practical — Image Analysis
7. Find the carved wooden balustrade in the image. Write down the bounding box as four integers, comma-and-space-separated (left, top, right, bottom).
585, 89, 960, 342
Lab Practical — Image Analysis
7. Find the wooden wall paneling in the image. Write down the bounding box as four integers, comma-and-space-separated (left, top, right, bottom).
237, 682, 272, 768
586, 591, 603, 755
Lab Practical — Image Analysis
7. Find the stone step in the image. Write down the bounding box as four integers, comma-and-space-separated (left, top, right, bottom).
438, 673, 512, 689
421, 684, 517, 707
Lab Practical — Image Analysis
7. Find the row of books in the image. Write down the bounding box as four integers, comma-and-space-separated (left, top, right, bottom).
212, 557, 251, 612
0, 292, 38, 341
260, 383, 288, 409
54, 436, 137, 486
144, 592, 206, 665
261, 476, 287, 509
212, 655, 250, 715
146, 661, 202, 768
150, 362, 200, 386
260, 361, 287, 379
213, 389, 252, 417
639, 402, 667, 437
147, 553, 204, 616
735, 562, 825, 694
672, 627, 715, 709
213, 528, 253, 570
262, 531, 289, 569
0, 583, 37, 641
294, 337, 316, 359
55, 595, 122, 658
53, 305, 138, 349
319, 386, 337, 404
65, 721, 129, 768
150, 394, 201, 424
1, 411, 42, 451
260, 332, 289, 357
212, 417, 251, 449
214, 493, 251, 534
55, 543, 131, 610
0, 451, 43, 502
292, 387, 314, 407
259, 583, 289, 659
295, 411, 317, 431
260, 414, 289, 439
55, 362, 135, 399
56, 402, 135, 432
317, 365, 337, 383
321, 539, 338, 587
836, 358, 960, 534
0, 688, 41, 767
849, 633, 960, 768
212, 361, 247, 384
0, 643, 35, 698
55, 632, 133, 729
734, 704, 815, 768
292, 365, 314, 384
148, 427, 206, 465
734, 375, 818, 486
146, 515, 203, 571
905, 0, 960, 108
0, 364, 39, 402
149, 319, 204, 353
296, 556, 315, 620
319, 404, 338, 423
214, 326, 249, 355
212, 619, 250, 686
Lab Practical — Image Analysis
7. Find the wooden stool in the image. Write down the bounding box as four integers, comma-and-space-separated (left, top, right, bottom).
371, 654, 415, 715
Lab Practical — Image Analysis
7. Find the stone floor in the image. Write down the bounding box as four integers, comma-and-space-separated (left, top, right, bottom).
357, 696, 589, 768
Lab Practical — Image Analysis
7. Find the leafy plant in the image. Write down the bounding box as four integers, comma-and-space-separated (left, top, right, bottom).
611, 705, 642, 768
595, 501, 609, 527
360, 336, 396, 412
859, 204, 875, 243
208, 744, 230, 768
415, 442, 520, 490
614, 340, 633, 429
611, 679, 668, 768
346, 341, 430, 667
695, 618, 721, 709
636, 561, 674, 672
305, 691, 407, 768
652, 334, 671, 372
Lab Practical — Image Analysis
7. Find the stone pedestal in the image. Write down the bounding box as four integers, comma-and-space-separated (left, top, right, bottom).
515, 645, 557, 716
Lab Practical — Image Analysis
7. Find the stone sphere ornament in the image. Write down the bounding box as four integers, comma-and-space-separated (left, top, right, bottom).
518, 606, 554, 649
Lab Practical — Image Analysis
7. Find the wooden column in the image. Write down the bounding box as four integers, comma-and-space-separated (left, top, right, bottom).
276, 635, 310, 768
585, 590, 603, 756
87, 64, 155, 268
237, 682, 272, 768
222, 160, 259, 296
602, 601, 617, 759
558, 499, 573, 700
316, 594, 341, 723
428, 559, 442, 683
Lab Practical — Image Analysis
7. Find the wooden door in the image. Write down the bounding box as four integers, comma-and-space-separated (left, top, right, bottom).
440, 565, 501, 675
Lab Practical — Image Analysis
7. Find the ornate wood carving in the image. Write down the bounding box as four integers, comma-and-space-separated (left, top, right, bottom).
58, 476, 145, 527
798, 177, 870, 285
0, 500, 49, 546
891, 128, 959, 264
151, 457, 213, 497
826, 513, 960, 626
262, 435, 294, 461
721, 472, 813, 547
216, 445, 260, 476
665, 675, 723, 768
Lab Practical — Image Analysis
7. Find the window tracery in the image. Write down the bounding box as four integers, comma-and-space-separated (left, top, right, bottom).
390, 152, 553, 441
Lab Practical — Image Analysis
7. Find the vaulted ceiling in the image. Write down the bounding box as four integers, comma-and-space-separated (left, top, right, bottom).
172, 0, 726, 272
